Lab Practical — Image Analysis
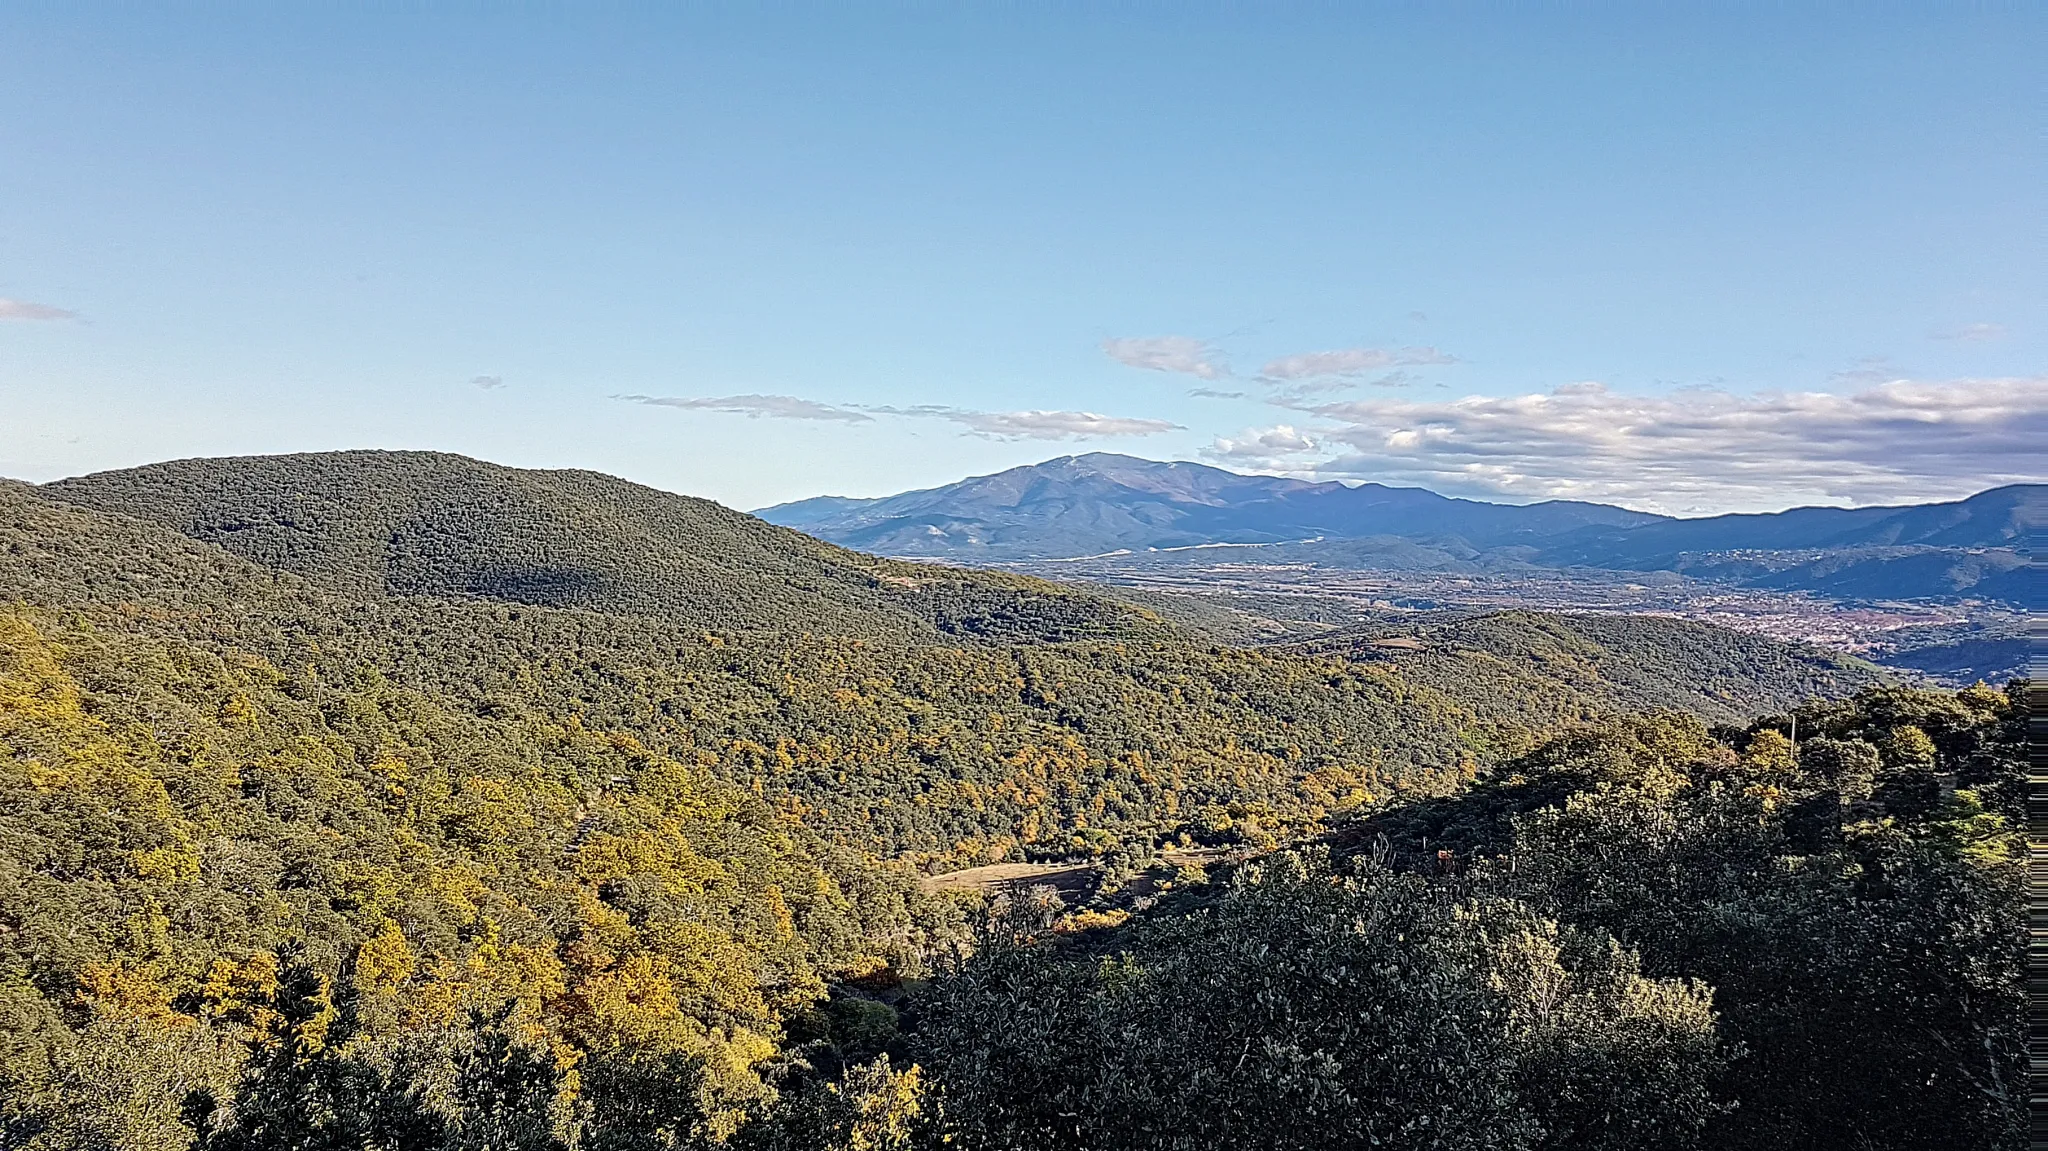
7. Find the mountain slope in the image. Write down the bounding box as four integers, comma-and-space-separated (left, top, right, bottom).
1288, 610, 1882, 729
758, 454, 1316, 557
757, 453, 1661, 558
1540, 483, 2041, 568
40, 451, 1155, 643
3, 465, 1883, 858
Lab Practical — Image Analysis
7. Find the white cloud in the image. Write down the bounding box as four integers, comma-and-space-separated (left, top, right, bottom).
1102, 336, 1226, 379
473, 375, 506, 390
617, 393, 873, 422
1189, 387, 1248, 399
1297, 376, 2048, 513
871, 405, 1180, 440
0, 298, 77, 321
1204, 424, 1321, 465
1931, 322, 2006, 342
1258, 346, 1454, 381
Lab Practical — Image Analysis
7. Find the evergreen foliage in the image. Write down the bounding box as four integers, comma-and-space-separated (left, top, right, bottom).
0, 454, 2014, 1149
38, 453, 1157, 644
1291, 609, 1881, 726
915, 850, 1721, 1151
0, 475, 1871, 865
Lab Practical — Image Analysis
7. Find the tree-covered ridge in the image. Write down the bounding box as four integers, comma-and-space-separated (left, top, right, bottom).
1290, 609, 1884, 726
0, 477, 1463, 860
0, 605, 956, 1145
0, 477, 1872, 866
39, 452, 1160, 644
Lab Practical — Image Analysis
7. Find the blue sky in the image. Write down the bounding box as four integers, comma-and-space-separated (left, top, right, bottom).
2, 4, 2040, 514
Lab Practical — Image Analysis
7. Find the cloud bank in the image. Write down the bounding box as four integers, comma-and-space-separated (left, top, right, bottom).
622, 372, 2040, 514
0, 298, 77, 321
1274, 376, 2046, 513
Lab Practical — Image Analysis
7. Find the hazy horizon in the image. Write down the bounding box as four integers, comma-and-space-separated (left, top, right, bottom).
18, 444, 2033, 523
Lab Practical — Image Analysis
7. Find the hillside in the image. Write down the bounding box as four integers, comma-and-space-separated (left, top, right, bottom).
1867, 617, 2030, 686
1288, 610, 1883, 729
1656, 545, 2030, 602
922, 683, 2020, 1151
1531, 484, 2037, 603
0, 477, 1463, 855
5, 460, 1881, 859
0, 601, 955, 1139
40, 451, 1156, 644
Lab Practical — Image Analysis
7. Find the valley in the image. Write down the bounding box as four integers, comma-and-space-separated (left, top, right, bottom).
1003, 551, 2018, 677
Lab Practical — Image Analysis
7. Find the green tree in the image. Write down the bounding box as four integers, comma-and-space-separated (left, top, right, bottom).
915, 850, 1720, 1151
449, 1006, 568, 1151
1502, 686, 2023, 1150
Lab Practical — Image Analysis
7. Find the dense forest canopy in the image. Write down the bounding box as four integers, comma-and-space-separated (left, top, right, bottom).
0, 469, 1878, 862
0, 453, 2021, 1150
1284, 609, 1880, 725
38, 453, 1161, 644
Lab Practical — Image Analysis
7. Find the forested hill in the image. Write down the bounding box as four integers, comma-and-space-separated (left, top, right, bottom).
1287, 610, 1882, 726
0, 457, 2011, 1151
5, 459, 1880, 858
38, 451, 1157, 643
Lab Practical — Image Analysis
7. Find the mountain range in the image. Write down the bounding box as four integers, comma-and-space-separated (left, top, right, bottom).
761, 454, 1664, 555
760, 453, 2039, 603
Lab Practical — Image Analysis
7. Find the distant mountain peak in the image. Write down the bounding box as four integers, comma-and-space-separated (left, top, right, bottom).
757, 453, 1659, 559
756, 456, 2033, 604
